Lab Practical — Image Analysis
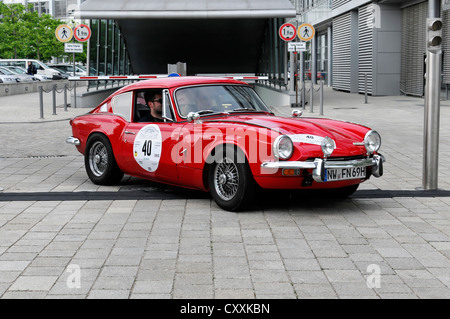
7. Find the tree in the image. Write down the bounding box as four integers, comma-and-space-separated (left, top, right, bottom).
0, 3, 67, 62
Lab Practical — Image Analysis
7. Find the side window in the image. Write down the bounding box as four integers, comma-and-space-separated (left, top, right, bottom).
134, 91, 149, 122
111, 91, 133, 122
162, 89, 175, 122
99, 103, 108, 112
34, 62, 44, 70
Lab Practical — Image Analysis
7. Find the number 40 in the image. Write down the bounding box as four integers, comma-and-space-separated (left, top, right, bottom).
142, 140, 152, 156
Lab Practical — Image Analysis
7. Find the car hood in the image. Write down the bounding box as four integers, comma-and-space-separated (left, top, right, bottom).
204, 114, 371, 156
206, 114, 369, 140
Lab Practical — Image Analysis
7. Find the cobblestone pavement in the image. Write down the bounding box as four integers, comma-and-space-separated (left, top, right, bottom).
0, 86, 450, 299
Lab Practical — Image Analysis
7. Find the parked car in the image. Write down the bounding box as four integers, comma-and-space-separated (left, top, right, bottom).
0, 66, 38, 82
4, 66, 46, 81
49, 64, 87, 76
0, 74, 20, 84
0, 59, 63, 80
66, 76, 384, 211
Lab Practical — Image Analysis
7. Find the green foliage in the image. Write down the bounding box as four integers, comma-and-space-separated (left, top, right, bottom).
0, 3, 86, 63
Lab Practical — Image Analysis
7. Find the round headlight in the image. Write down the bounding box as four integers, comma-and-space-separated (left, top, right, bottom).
321, 136, 336, 157
273, 135, 293, 160
364, 130, 381, 154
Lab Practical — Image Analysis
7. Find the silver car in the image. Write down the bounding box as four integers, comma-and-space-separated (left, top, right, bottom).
0, 73, 20, 83
0, 66, 38, 82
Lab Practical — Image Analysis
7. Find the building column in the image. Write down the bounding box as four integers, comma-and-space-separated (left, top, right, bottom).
327, 26, 332, 87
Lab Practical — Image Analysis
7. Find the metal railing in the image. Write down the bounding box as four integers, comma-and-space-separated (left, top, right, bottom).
38, 83, 77, 119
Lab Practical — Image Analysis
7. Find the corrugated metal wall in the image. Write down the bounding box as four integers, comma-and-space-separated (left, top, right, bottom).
332, 0, 352, 10
400, 2, 427, 96
358, 3, 373, 95
332, 12, 353, 91
443, 9, 450, 85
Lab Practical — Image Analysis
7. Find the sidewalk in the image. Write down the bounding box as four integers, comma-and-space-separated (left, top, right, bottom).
1, 86, 450, 299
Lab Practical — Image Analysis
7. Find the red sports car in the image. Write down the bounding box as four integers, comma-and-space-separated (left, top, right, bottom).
67, 76, 384, 211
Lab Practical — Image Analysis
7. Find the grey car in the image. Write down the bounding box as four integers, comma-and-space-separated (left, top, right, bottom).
0, 66, 38, 82
0, 73, 20, 84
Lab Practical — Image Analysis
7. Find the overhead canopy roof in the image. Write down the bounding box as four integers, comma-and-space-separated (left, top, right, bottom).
78, 0, 296, 75
77, 0, 296, 19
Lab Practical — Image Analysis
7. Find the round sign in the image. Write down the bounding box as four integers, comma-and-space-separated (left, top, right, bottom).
133, 124, 162, 172
73, 24, 91, 42
279, 23, 297, 42
298, 23, 315, 41
55, 24, 73, 43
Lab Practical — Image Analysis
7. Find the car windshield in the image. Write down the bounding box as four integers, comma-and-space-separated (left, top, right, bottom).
175, 85, 270, 117
0, 67, 14, 75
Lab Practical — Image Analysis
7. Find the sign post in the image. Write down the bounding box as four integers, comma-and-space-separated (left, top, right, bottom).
297, 23, 316, 109
279, 23, 300, 107
56, 24, 91, 109
423, 0, 442, 190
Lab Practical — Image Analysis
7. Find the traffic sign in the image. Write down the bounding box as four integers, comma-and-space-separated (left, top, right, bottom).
288, 42, 306, 52
279, 23, 297, 42
65, 43, 83, 53
55, 24, 73, 42
73, 24, 91, 42
298, 23, 315, 41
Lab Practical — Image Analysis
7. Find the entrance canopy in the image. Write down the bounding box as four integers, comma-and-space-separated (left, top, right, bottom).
78, 0, 296, 19
78, 0, 296, 75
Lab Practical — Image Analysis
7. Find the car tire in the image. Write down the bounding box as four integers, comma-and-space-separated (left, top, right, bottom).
85, 134, 124, 185
208, 146, 256, 212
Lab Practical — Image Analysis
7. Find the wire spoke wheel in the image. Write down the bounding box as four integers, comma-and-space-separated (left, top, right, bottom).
213, 157, 239, 201
89, 141, 109, 177
84, 134, 123, 185
208, 146, 256, 212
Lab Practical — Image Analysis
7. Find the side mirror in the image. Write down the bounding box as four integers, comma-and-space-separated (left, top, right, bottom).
292, 109, 302, 118
186, 112, 200, 123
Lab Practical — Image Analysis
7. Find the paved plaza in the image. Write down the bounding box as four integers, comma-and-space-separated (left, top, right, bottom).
0, 84, 450, 299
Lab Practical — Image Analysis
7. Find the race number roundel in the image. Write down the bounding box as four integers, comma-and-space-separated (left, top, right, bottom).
279, 23, 297, 42
133, 125, 162, 172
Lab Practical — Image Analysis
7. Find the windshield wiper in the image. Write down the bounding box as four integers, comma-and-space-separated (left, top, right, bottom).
196, 109, 230, 116
231, 108, 258, 112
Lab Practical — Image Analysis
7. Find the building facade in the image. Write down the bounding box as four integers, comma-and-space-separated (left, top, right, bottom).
1, 0, 85, 20
296, 0, 449, 96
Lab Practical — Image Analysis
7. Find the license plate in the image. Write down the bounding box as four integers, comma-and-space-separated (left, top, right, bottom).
325, 167, 366, 181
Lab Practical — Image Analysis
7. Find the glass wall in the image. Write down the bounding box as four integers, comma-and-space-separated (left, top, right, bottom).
88, 19, 131, 90
316, 33, 328, 83
257, 18, 288, 89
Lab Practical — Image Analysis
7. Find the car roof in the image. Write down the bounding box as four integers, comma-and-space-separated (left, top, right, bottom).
111, 76, 249, 96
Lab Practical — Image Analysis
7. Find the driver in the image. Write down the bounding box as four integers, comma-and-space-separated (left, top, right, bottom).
139, 92, 163, 122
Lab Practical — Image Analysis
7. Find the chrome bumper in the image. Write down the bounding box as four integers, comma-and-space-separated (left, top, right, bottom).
261, 154, 385, 183
66, 136, 80, 146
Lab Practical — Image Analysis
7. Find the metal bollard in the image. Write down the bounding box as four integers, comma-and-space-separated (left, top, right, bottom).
52, 85, 57, 115
39, 86, 44, 119
364, 73, 368, 104
302, 81, 306, 109
73, 84, 77, 108
64, 84, 68, 112
309, 81, 314, 113
320, 80, 324, 115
